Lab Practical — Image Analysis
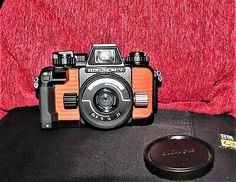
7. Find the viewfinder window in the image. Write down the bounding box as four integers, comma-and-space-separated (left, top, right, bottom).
95, 49, 115, 64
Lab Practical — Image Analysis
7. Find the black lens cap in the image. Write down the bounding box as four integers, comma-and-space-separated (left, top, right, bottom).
144, 135, 215, 180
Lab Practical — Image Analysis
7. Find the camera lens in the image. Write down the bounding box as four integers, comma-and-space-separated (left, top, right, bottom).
99, 93, 112, 107
94, 88, 118, 113
79, 74, 132, 129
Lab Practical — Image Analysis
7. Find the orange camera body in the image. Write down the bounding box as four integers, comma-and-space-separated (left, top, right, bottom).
34, 44, 162, 129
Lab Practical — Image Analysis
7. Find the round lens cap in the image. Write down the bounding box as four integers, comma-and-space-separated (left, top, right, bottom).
144, 135, 215, 180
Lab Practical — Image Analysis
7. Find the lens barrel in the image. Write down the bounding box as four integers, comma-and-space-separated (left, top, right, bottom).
79, 74, 132, 129
94, 88, 119, 113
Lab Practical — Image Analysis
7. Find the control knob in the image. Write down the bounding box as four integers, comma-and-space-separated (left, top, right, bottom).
134, 92, 148, 107
63, 93, 78, 109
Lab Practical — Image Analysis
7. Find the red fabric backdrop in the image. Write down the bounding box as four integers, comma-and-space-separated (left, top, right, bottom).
0, 0, 235, 119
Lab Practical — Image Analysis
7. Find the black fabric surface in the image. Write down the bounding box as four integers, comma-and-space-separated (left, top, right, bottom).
0, 107, 235, 182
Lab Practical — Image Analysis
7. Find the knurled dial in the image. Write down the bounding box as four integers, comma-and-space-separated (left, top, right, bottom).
134, 92, 148, 107
127, 51, 149, 66
63, 93, 78, 109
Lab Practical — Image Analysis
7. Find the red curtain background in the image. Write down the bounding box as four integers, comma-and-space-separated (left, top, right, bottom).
0, 0, 235, 119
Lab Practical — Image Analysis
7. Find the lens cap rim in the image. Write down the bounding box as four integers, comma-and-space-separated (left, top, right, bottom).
144, 135, 215, 181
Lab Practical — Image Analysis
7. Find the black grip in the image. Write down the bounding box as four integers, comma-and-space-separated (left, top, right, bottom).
39, 86, 58, 129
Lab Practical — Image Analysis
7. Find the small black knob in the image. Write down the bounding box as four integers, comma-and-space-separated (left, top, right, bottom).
126, 51, 149, 66
63, 93, 78, 109
53, 51, 74, 67
74, 53, 88, 66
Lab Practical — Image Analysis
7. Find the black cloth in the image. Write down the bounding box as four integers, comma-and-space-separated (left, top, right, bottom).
0, 107, 235, 182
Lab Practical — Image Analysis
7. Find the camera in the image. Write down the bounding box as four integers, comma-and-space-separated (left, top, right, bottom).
34, 44, 162, 129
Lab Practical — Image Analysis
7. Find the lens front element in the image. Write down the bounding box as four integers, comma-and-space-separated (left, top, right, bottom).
95, 88, 119, 113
